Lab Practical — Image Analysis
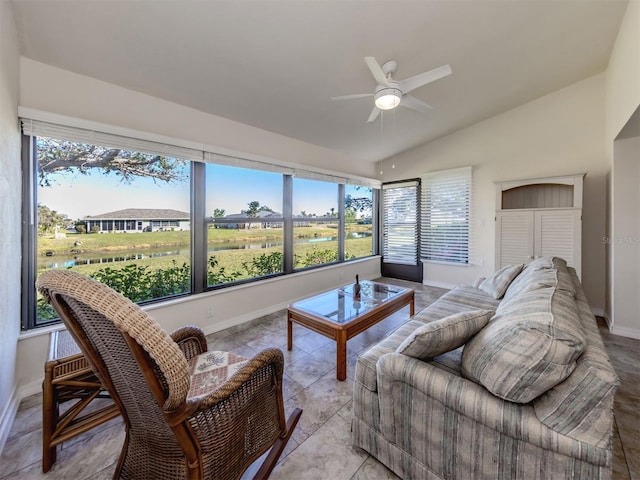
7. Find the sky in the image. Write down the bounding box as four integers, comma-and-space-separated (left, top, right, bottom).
37, 162, 365, 221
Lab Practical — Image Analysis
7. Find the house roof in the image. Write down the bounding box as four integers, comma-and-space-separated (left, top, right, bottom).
11, 0, 628, 163
85, 208, 189, 220
224, 211, 283, 219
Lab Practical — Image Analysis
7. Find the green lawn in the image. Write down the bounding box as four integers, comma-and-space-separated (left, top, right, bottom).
40, 225, 373, 279
37, 224, 360, 255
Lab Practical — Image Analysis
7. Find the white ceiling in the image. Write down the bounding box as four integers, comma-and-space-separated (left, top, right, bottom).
11, 0, 629, 163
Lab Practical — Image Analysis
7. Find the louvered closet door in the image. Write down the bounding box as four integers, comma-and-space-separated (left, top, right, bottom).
496, 211, 534, 268
534, 209, 582, 277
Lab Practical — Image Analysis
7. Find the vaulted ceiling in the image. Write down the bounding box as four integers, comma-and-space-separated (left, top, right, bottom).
11, 0, 629, 162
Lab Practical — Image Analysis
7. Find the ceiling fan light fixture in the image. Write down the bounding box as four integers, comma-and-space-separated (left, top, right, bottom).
374, 87, 402, 110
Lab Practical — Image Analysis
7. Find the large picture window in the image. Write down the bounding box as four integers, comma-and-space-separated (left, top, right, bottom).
292, 177, 339, 269
29, 135, 191, 326
206, 164, 284, 285
21, 119, 380, 329
420, 167, 471, 265
344, 184, 374, 260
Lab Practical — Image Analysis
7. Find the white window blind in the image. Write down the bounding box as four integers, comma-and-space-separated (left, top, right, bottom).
421, 167, 471, 264
382, 181, 419, 265
20, 116, 381, 189
20, 119, 205, 162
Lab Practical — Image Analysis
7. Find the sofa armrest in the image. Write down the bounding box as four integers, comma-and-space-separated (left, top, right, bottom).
375, 353, 606, 465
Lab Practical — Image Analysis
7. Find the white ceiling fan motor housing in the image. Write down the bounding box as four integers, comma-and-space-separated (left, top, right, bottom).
374, 83, 402, 110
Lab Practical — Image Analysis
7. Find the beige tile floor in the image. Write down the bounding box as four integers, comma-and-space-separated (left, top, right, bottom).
1, 278, 638, 479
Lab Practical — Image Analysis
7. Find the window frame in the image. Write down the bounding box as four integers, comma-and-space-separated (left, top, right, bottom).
21, 128, 380, 330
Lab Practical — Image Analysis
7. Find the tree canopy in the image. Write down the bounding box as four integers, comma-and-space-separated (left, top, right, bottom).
37, 138, 188, 187
38, 204, 71, 234
345, 194, 372, 213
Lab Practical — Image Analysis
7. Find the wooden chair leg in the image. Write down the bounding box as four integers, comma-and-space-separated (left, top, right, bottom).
42, 371, 57, 473
253, 408, 302, 480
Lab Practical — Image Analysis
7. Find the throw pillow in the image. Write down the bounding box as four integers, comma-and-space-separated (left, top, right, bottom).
396, 309, 495, 360
478, 263, 524, 299
461, 288, 586, 403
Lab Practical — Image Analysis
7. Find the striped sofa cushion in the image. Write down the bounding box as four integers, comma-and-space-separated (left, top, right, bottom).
478, 263, 524, 299
461, 287, 587, 403
504, 256, 575, 301
438, 284, 502, 310
396, 310, 494, 360
533, 268, 619, 447
355, 320, 425, 392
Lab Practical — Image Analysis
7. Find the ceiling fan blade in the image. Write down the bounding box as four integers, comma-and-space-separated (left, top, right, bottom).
331, 93, 374, 101
400, 95, 433, 114
367, 106, 381, 123
364, 57, 390, 87
399, 64, 452, 94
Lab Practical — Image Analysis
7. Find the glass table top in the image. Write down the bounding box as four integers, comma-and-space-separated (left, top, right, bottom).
290, 281, 409, 324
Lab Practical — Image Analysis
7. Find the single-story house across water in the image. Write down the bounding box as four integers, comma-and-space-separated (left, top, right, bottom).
84, 208, 190, 233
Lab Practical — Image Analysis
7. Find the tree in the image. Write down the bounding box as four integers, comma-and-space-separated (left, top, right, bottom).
345, 194, 373, 213
213, 208, 226, 218
242, 201, 260, 218
36, 137, 188, 187
38, 204, 70, 234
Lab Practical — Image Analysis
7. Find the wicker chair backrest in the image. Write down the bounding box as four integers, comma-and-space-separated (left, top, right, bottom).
60, 295, 188, 477
36, 269, 190, 411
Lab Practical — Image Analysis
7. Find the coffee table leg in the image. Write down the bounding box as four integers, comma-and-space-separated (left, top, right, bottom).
336, 331, 347, 381
287, 313, 293, 351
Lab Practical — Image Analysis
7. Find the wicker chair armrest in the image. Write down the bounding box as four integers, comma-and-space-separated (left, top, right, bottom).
187, 347, 284, 412
170, 325, 208, 361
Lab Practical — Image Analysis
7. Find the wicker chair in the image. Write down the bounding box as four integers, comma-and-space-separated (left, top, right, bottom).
36, 269, 302, 480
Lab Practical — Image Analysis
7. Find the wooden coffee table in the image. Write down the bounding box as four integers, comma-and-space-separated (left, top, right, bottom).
287, 280, 414, 381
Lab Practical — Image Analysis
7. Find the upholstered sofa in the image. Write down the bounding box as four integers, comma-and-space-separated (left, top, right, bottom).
352, 257, 619, 480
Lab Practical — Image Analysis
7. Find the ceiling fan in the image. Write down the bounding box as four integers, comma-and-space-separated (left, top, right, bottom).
331, 57, 452, 123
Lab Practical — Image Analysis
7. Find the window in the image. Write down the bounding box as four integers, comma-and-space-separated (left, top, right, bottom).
27, 135, 191, 326
206, 164, 284, 285
382, 181, 419, 265
21, 118, 381, 329
292, 178, 339, 268
344, 184, 374, 260
420, 167, 471, 264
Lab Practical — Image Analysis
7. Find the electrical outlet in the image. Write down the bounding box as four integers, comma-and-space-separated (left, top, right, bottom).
206, 305, 215, 318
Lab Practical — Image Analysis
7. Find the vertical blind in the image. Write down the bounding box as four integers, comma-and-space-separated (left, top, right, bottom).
421, 167, 471, 264
382, 181, 419, 265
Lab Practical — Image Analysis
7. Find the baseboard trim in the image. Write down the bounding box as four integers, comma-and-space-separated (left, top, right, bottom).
0, 384, 20, 456
200, 301, 289, 336
610, 325, 640, 340
591, 307, 605, 318
18, 379, 43, 400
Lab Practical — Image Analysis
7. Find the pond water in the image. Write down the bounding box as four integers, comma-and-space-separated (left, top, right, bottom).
41, 232, 371, 269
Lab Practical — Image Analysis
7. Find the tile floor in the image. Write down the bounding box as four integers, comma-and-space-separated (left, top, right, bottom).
1, 278, 638, 479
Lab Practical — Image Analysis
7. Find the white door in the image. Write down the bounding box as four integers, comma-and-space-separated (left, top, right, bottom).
496, 209, 582, 278
495, 211, 534, 268
534, 209, 582, 277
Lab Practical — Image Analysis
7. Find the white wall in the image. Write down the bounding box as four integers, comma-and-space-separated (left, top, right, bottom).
377, 74, 608, 311
605, 0, 640, 144
0, 0, 22, 453
19, 58, 377, 180
605, 0, 640, 338
611, 135, 640, 338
